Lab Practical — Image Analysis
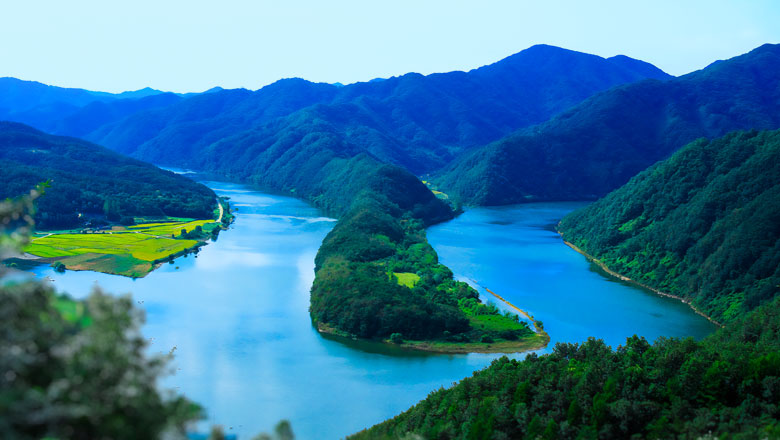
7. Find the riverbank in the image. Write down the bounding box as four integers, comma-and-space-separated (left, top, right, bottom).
560, 238, 723, 327
317, 319, 550, 355
11, 197, 234, 278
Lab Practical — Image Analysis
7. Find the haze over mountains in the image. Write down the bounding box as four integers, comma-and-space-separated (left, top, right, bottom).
0, 77, 223, 137
81, 45, 671, 176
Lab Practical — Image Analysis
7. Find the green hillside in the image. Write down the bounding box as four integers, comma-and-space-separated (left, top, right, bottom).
558, 129, 780, 324
0, 122, 216, 229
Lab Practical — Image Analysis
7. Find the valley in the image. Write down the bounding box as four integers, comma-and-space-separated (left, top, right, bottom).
2, 23, 779, 438
28, 182, 714, 439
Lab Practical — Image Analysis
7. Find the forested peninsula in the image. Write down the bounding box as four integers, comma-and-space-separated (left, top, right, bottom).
353, 129, 780, 439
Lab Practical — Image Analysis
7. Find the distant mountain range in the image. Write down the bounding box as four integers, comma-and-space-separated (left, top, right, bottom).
78, 44, 670, 184
434, 43, 780, 205
0, 122, 215, 228
0, 77, 223, 137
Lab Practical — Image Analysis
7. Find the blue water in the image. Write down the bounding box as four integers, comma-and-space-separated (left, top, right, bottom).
30, 190, 715, 439
30, 183, 515, 440
426, 203, 717, 349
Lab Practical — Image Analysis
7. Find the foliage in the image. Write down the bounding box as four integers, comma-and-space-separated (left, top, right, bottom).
0, 122, 216, 229
559, 129, 780, 323
352, 296, 780, 439
309, 173, 532, 342
436, 43, 780, 205
0, 190, 202, 439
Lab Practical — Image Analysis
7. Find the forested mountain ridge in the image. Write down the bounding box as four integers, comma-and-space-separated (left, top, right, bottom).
435, 43, 780, 205
0, 122, 216, 228
558, 129, 780, 324
88, 45, 670, 174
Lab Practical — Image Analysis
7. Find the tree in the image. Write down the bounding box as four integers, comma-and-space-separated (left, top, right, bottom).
1, 189, 202, 439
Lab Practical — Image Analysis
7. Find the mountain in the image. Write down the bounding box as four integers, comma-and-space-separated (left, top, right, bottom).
71, 45, 669, 345
87, 86, 167, 100
558, 129, 780, 323
49, 92, 183, 138
88, 79, 339, 166
88, 45, 670, 174
0, 78, 197, 137
352, 295, 780, 439
435, 43, 780, 205
0, 77, 115, 132
0, 122, 216, 228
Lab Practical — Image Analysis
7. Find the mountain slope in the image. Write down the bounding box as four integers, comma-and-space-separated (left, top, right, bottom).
435, 43, 780, 205
89, 45, 670, 174
558, 129, 780, 323
0, 122, 216, 228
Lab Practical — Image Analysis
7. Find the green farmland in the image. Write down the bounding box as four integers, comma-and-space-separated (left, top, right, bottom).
24, 220, 218, 277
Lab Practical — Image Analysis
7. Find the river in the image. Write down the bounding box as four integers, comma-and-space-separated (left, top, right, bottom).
31, 186, 716, 439
426, 202, 717, 349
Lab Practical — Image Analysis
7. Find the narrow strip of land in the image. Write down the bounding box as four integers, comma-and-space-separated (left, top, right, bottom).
468, 278, 546, 334
216, 198, 224, 223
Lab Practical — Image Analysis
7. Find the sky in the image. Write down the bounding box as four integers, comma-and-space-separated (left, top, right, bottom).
0, 0, 778, 93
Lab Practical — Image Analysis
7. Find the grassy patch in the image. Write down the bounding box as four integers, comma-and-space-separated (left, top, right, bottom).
469, 314, 527, 333
58, 253, 153, 278
393, 272, 420, 288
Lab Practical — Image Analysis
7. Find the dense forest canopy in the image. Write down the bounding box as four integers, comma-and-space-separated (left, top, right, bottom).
435, 43, 780, 205
352, 295, 780, 439
559, 129, 780, 324
0, 122, 216, 228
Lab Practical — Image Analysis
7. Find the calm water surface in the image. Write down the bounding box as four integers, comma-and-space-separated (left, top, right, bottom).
426, 202, 717, 349
32, 190, 715, 439
31, 183, 510, 440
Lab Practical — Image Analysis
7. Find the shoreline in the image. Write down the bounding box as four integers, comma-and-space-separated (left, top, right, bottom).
316, 322, 550, 355
560, 237, 723, 327
14, 197, 234, 279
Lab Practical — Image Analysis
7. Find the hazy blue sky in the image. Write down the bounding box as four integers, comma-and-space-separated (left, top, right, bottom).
1, 0, 778, 93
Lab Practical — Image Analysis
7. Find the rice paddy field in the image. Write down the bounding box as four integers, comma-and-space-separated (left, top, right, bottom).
24, 220, 217, 277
